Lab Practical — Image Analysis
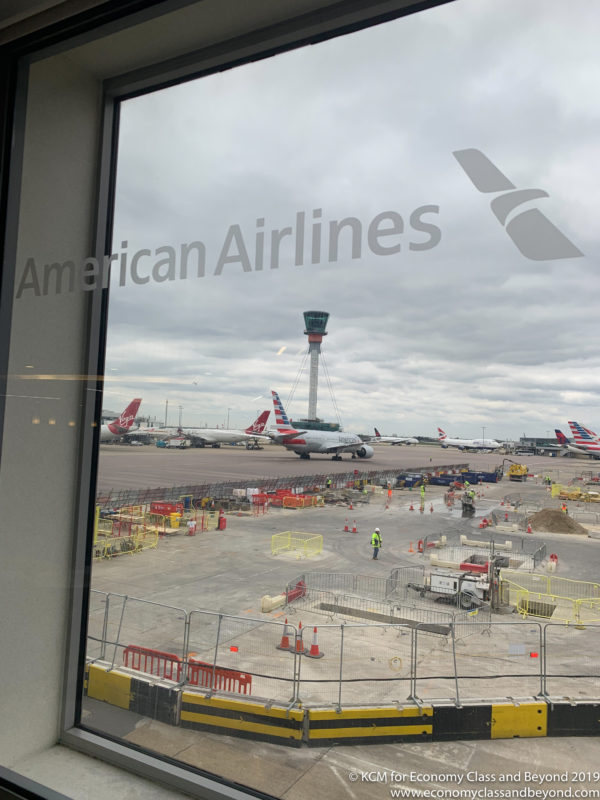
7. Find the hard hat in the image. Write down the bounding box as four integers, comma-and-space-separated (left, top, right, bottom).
375, 527, 380, 532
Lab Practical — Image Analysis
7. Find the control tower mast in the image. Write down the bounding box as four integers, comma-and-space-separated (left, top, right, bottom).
303, 310, 329, 420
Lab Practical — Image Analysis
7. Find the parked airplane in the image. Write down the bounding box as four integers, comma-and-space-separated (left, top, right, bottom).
437, 427, 501, 451
100, 398, 142, 442
176, 410, 271, 449
565, 421, 600, 458
372, 427, 418, 445
269, 390, 374, 460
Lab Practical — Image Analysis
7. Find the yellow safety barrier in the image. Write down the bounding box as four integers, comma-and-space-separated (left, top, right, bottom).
201, 510, 220, 531
93, 528, 159, 560
271, 531, 323, 559
501, 570, 600, 600
508, 584, 600, 625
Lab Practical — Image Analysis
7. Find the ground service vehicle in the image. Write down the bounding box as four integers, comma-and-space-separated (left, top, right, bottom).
507, 463, 528, 481
408, 569, 489, 609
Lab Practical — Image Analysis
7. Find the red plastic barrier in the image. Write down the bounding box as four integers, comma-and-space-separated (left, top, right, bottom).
459, 562, 488, 574
123, 645, 182, 681
187, 656, 252, 695
417, 539, 424, 553
286, 579, 307, 603
150, 501, 183, 515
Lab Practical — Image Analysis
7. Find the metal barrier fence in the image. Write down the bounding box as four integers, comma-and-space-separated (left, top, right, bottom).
86, 591, 600, 707
286, 568, 426, 602
96, 464, 471, 509
271, 532, 323, 559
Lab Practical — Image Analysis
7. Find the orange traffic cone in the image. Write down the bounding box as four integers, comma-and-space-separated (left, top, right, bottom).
409, 503, 414, 511
349, 501, 353, 510
504, 511, 509, 521
352, 520, 358, 533
430, 504, 434, 513
344, 518, 349, 532
276, 618, 292, 651
408, 541, 414, 553
305, 626, 324, 659
527, 523, 533, 534
294, 622, 308, 655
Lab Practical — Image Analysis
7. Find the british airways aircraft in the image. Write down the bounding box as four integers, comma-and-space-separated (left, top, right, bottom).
437, 427, 501, 452
269, 390, 374, 460
372, 428, 418, 445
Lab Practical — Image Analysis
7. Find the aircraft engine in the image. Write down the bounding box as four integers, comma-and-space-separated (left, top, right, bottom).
356, 444, 374, 458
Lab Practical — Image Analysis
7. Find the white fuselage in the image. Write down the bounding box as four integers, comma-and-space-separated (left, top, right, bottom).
440, 437, 501, 451
273, 428, 373, 457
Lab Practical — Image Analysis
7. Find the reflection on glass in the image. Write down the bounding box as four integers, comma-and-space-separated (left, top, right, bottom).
83, 1, 600, 796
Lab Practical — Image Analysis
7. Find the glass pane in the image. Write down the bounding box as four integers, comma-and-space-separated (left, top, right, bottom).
82, 0, 600, 795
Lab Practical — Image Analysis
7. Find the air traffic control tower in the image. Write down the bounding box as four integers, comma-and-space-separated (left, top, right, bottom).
291, 311, 340, 432
304, 310, 328, 419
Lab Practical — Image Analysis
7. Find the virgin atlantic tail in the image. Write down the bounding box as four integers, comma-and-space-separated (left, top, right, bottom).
100, 398, 142, 441
244, 410, 270, 435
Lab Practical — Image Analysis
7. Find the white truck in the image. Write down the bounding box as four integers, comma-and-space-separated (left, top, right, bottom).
408, 569, 489, 609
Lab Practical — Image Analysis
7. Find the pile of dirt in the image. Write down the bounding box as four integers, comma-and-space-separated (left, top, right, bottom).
528, 508, 588, 535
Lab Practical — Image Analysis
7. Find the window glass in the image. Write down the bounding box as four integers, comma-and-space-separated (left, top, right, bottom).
82, 0, 600, 795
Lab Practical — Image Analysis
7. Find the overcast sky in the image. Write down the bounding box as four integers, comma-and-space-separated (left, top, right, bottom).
103, 0, 600, 440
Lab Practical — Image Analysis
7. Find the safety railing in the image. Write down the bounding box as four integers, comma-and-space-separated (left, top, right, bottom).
93, 528, 159, 560
87, 591, 600, 707
271, 532, 323, 558
287, 568, 426, 602
502, 570, 600, 600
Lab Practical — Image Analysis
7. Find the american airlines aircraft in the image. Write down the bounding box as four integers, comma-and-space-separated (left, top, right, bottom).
437, 427, 501, 452
269, 390, 374, 460
100, 398, 142, 441
372, 427, 418, 445
564, 421, 600, 458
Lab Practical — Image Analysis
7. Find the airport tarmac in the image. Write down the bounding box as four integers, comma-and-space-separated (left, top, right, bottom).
97, 442, 584, 491
85, 453, 600, 800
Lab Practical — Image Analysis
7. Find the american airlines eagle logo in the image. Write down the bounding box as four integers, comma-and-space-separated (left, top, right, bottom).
453, 149, 583, 261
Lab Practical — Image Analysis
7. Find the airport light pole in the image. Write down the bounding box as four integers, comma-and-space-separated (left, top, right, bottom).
226, 408, 231, 429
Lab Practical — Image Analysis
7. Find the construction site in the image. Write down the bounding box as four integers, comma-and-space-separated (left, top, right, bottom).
85, 456, 600, 767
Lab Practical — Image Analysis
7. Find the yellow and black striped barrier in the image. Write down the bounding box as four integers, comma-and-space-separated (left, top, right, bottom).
180, 693, 304, 747
84, 662, 599, 745
307, 706, 433, 746
86, 663, 178, 724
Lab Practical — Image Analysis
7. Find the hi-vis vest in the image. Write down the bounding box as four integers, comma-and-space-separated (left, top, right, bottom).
371, 531, 382, 547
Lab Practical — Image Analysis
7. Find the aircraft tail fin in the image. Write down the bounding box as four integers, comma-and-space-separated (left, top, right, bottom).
271, 391, 300, 434
568, 420, 599, 443
245, 410, 270, 434
437, 427, 447, 440
109, 398, 142, 434
374, 427, 381, 438
555, 429, 570, 445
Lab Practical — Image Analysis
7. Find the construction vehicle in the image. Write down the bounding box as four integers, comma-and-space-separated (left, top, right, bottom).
507, 463, 528, 481
408, 569, 489, 609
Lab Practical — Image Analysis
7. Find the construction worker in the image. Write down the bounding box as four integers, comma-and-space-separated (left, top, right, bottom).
326, 476, 332, 489
371, 527, 382, 560
561, 503, 568, 514
420, 483, 425, 501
